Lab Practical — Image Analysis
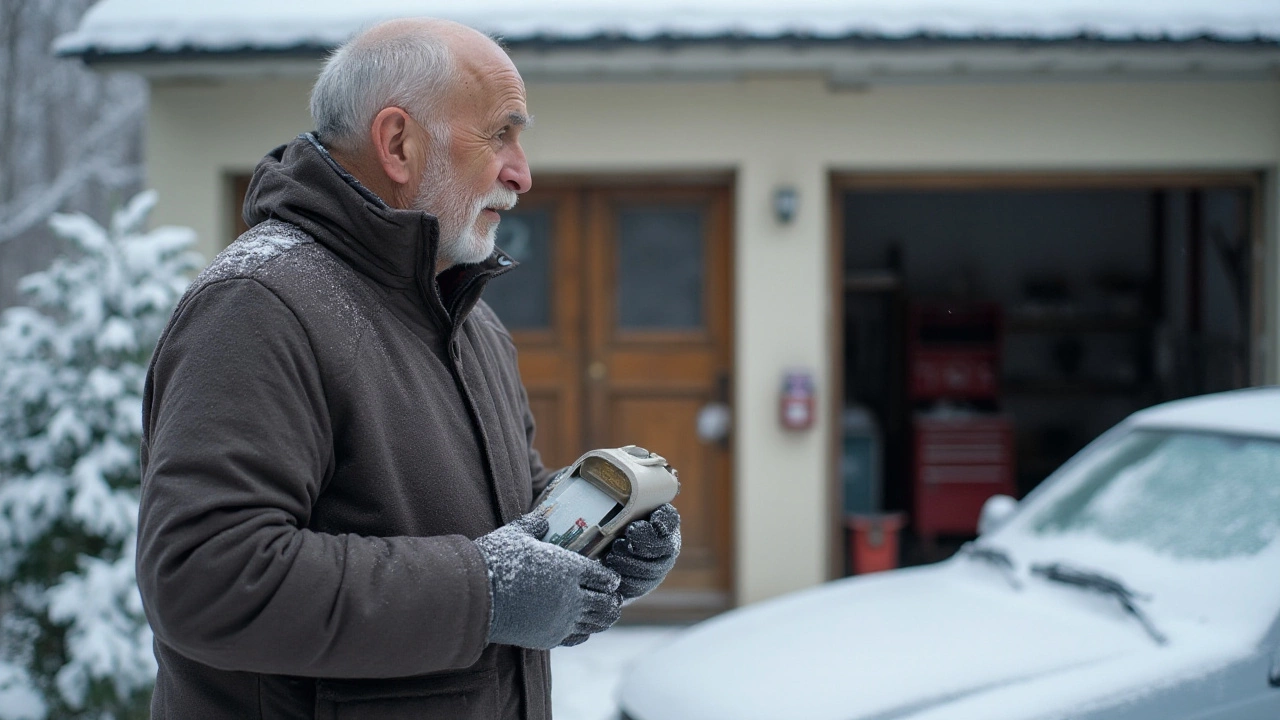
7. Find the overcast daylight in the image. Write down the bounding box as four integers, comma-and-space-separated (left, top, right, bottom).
2, 2, 1280, 719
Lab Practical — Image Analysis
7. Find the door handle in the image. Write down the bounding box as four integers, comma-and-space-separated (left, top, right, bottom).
588, 361, 607, 382
696, 372, 732, 446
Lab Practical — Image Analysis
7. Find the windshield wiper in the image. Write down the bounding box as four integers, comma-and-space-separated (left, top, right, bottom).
960, 543, 1022, 590
1030, 562, 1168, 645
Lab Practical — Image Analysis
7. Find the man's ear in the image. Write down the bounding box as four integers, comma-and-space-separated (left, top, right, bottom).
369, 106, 425, 187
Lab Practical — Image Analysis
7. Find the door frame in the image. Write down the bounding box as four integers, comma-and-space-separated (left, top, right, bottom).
826, 169, 1267, 581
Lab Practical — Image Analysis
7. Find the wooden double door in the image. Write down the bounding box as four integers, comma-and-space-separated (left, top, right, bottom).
484, 182, 735, 616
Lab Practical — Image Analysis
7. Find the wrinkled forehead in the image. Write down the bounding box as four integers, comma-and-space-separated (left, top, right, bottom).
450, 47, 528, 120
456, 39, 524, 91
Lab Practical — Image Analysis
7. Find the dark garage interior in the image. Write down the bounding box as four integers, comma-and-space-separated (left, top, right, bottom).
837, 178, 1258, 568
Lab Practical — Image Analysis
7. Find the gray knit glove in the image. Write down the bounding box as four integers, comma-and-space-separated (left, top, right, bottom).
475, 513, 623, 649
603, 503, 682, 600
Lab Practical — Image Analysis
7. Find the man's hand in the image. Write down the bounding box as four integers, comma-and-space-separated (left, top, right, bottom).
475, 513, 623, 650
603, 503, 681, 600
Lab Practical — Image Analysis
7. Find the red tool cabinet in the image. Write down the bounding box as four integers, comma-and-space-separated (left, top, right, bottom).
908, 304, 1015, 537
913, 415, 1015, 536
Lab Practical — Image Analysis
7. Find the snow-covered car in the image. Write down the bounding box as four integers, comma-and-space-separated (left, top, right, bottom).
619, 388, 1280, 720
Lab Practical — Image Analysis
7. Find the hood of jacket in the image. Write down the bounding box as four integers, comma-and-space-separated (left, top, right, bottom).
242, 132, 515, 330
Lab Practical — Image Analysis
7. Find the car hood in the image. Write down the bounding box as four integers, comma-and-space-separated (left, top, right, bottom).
619, 561, 1243, 720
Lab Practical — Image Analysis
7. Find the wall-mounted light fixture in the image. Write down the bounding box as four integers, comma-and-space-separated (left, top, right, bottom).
773, 186, 798, 225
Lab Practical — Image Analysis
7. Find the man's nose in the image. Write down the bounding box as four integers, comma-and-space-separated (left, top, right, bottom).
499, 144, 532, 194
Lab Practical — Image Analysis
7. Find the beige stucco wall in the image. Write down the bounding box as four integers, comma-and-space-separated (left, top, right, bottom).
146, 72, 1280, 606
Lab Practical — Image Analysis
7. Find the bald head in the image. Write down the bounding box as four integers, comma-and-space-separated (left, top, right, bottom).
309, 17, 510, 156
307, 17, 532, 272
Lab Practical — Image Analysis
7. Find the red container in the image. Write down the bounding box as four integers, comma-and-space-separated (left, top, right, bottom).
846, 513, 906, 575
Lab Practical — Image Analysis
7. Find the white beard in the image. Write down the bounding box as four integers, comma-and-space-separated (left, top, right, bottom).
414, 151, 518, 269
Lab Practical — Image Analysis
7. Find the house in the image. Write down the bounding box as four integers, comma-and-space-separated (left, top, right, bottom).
59, 0, 1280, 617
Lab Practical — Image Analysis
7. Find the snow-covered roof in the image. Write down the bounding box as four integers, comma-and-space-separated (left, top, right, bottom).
56, 0, 1280, 60
1129, 387, 1280, 439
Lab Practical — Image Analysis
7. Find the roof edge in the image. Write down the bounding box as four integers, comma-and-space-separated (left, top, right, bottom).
57, 32, 1280, 63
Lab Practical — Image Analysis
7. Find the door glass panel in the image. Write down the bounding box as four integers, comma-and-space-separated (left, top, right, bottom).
616, 206, 704, 330
486, 208, 552, 330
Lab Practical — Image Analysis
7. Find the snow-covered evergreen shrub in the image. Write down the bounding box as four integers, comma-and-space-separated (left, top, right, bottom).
0, 191, 200, 720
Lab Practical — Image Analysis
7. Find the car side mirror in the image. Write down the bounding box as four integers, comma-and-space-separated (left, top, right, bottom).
978, 494, 1018, 536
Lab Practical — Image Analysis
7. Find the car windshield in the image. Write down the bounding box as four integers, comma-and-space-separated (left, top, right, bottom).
1025, 428, 1280, 560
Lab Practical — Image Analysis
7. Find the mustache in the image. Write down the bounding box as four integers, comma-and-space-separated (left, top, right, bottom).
478, 186, 519, 213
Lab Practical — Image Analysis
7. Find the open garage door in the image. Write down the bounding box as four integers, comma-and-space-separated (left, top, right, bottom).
831, 172, 1262, 567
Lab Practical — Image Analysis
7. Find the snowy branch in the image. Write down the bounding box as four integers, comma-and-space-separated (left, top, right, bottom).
0, 190, 198, 717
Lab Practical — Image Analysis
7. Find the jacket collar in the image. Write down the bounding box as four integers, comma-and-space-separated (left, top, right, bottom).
242, 133, 516, 329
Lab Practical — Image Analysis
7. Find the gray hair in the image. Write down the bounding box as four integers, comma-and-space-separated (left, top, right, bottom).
309, 30, 457, 155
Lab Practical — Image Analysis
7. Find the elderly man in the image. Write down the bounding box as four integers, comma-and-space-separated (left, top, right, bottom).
136, 18, 680, 720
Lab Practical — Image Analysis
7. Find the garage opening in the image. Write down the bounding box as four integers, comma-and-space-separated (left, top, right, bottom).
834, 174, 1261, 569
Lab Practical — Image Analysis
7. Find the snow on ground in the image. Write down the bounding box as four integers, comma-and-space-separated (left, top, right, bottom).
551, 625, 683, 720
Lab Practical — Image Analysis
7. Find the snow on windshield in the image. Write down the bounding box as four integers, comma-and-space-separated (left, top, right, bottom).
994, 427, 1280, 640
1030, 430, 1280, 559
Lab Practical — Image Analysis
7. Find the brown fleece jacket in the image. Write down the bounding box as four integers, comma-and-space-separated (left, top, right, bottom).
137, 133, 555, 719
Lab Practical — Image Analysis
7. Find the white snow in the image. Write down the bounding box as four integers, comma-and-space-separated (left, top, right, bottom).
0, 474, 67, 557
620, 557, 1265, 720
551, 625, 683, 720
619, 407, 1280, 720
69, 439, 141, 541
55, 0, 1280, 56
0, 192, 199, 714
1129, 386, 1280, 439
94, 315, 138, 354
0, 662, 46, 720
46, 547, 157, 708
